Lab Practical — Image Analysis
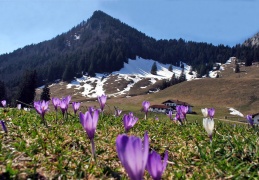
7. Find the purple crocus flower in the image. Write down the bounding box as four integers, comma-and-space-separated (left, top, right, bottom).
1, 100, 6, 107
34, 100, 49, 126
59, 98, 68, 118
98, 94, 107, 112
142, 101, 150, 120
52, 97, 60, 111
116, 132, 149, 180
208, 108, 215, 118
65, 95, 71, 108
174, 112, 183, 125
0, 120, 7, 133
128, 112, 134, 117
175, 105, 189, 124
181, 105, 188, 118
246, 115, 254, 127
176, 105, 181, 113
17, 104, 21, 110
52, 97, 60, 122
88, 106, 95, 115
123, 112, 139, 132
34, 100, 49, 116
146, 150, 168, 180
79, 109, 99, 160
115, 109, 122, 117
167, 110, 173, 120
72, 102, 81, 115
80, 110, 99, 140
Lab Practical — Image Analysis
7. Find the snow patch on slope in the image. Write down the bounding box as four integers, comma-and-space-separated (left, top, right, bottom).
64, 57, 196, 98
229, 107, 244, 117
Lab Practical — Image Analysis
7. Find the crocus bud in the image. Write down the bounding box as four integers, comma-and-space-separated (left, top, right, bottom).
98, 94, 107, 112
203, 118, 214, 142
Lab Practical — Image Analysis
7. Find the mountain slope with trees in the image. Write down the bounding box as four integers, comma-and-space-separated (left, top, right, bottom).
0, 10, 258, 104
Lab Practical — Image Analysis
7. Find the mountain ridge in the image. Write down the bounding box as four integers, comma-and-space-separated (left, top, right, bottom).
243, 32, 259, 47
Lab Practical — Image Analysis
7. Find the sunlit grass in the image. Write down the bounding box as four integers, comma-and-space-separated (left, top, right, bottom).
1, 107, 259, 179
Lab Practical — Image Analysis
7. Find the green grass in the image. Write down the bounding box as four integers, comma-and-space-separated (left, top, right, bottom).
1, 107, 259, 179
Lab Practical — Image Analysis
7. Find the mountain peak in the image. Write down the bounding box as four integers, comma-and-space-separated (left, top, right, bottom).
91, 10, 111, 19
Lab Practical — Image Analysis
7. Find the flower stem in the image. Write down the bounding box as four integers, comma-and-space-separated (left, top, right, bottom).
55, 110, 58, 124
90, 138, 96, 162
209, 135, 213, 143
42, 116, 47, 127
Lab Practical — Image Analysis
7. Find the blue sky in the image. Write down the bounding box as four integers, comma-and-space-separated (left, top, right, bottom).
0, 0, 259, 55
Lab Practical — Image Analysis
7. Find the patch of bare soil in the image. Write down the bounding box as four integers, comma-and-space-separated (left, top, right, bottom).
103, 75, 133, 94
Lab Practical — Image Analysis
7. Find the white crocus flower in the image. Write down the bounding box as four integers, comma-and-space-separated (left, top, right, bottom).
203, 118, 214, 142
201, 108, 208, 117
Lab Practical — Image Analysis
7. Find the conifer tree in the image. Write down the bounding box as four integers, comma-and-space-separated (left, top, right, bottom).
40, 84, 51, 101
88, 63, 96, 77
235, 64, 240, 73
179, 69, 186, 82
0, 81, 6, 100
170, 73, 177, 85
168, 64, 173, 72
151, 62, 158, 75
17, 70, 37, 106
188, 66, 193, 75
62, 64, 75, 81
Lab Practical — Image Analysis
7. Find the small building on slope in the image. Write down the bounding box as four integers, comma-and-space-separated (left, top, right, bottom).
149, 105, 171, 113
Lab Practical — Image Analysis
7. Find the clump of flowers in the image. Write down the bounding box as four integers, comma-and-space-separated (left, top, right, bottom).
174, 105, 188, 125
116, 132, 149, 180
202, 108, 215, 142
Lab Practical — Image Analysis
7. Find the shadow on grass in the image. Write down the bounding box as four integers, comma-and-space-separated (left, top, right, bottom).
0, 172, 46, 180
0, 172, 10, 180
27, 173, 46, 180
102, 165, 122, 179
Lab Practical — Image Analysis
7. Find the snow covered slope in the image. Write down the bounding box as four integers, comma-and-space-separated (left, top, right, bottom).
65, 57, 196, 98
